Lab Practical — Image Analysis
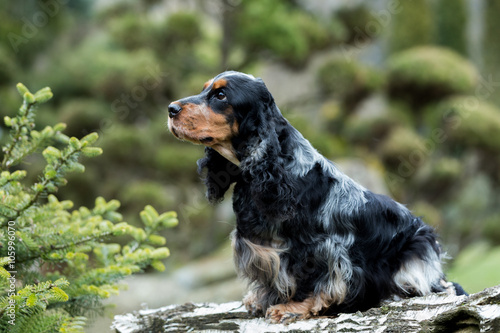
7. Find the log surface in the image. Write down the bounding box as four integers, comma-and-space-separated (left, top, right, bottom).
112, 285, 500, 332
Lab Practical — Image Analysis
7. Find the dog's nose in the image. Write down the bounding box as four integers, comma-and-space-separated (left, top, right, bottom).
168, 103, 182, 118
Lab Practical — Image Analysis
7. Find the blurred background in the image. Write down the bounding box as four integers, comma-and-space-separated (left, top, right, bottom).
1, 0, 500, 331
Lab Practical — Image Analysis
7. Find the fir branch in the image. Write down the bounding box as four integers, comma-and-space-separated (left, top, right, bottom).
0, 83, 177, 332
16, 231, 114, 265
1, 99, 37, 170
19, 149, 79, 215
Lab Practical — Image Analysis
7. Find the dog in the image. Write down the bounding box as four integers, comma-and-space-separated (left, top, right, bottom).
167, 71, 467, 323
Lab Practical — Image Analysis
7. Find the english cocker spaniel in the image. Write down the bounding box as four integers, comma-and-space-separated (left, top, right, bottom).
167, 71, 467, 324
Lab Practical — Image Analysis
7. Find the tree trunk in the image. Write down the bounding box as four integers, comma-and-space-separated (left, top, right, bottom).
113, 284, 500, 332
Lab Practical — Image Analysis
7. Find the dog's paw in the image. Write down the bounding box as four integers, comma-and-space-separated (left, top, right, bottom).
243, 292, 264, 316
265, 304, 310, 324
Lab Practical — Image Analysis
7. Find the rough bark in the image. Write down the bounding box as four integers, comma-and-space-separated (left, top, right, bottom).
113, 285, 500, 333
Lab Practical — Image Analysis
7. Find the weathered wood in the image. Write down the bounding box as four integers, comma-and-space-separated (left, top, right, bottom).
112, 285, 500, 333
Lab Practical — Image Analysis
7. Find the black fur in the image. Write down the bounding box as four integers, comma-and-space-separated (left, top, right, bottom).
170, 71, 467, 321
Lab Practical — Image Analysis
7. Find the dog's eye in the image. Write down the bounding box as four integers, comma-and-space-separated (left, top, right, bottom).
216, 91, 226, 100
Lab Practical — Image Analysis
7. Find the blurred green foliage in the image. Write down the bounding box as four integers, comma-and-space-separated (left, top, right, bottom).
436, 0, 467, 55
318, 57, 385, 110
425, 96, 500, 152
388, 46, 478, 107
484, 0, 500, 105
0, 84, 177, 332
447, 242, 500, 293
336, 4, 374, 44
0, 0, 499, 302
389, 0, 434, 53
231, 0, 345, 68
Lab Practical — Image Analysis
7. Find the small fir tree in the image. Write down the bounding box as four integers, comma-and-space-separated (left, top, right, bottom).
0, 84, 178, 332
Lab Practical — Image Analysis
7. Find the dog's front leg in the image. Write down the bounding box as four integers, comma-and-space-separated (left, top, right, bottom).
266, 294, 327, 324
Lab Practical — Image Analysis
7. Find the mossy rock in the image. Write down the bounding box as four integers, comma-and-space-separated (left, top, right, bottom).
378, 127, 426, 167
317, 58, 384, 110
431, 157, 462, 181
336, 4, 375, 44
414, 157, 462, 198
425, 95, 500, 151
388, 47, 478, 107
343, 116, 398, 149
343, 101, 413, 149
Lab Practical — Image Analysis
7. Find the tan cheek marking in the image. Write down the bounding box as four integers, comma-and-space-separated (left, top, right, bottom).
176, 104, 235, 141
172, 103, 207, 139
206, 112, 236, 141
231, 118, 239, 135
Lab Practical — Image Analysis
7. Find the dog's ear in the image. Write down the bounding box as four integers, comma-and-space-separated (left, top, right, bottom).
238, 102, 298, 222
197, 147, 240, 203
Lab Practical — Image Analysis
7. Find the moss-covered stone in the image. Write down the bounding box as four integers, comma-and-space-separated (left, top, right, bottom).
431, 157, 462, 181
388, 47, 478, 106
414, 157, 463, 199
425, 96, 500, 151
336, 4, 375, 44
343, 116, 396, 149
343, 100, 414, 149
378, 127, 426, 167
317, 58, 384, 110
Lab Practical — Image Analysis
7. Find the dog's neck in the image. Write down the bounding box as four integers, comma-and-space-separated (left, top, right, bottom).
211, 142, 240, 166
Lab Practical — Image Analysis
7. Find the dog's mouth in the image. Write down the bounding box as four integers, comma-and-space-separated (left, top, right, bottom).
169, 121, 213, 146
200, 137, 214, 144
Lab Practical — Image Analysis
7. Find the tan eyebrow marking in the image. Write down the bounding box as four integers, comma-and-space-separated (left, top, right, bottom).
212, 78, 227, 91
203, 79, 214, 91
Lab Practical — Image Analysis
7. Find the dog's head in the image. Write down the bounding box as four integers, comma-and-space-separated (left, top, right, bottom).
168, 71, 274, 166
168, 71, 290, 205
